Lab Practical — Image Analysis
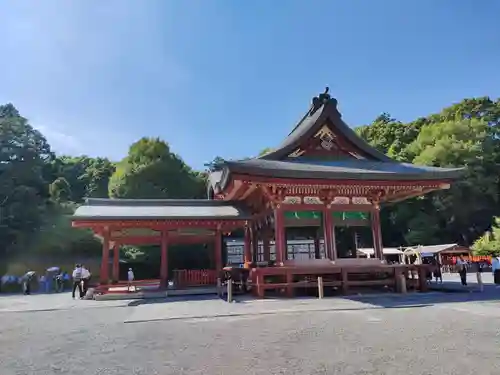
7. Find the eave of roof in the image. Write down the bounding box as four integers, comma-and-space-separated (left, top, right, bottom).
222, 158, 464, 181
72, 198, 252, 221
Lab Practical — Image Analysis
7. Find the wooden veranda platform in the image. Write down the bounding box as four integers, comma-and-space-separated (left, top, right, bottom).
249, 259, 430, 298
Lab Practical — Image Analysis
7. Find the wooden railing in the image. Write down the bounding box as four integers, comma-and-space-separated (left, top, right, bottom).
172, 269, 218, 287
250, 264, 429, 298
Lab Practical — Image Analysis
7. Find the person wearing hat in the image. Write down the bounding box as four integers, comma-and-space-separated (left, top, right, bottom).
127, 268, 135, 292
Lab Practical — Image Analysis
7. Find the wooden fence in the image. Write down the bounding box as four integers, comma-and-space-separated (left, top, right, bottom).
172, 269, 218, 287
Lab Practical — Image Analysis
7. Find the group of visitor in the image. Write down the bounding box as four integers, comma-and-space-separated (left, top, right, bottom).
71, 264, 91, 299
39, 272, 71, 293
1, 270, 72, 294
454, 254, 500, 287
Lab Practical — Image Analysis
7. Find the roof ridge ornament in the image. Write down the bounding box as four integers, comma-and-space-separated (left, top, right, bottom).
309, 87, 337, 116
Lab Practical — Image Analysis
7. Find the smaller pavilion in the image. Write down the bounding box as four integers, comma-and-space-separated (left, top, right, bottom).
72, 199, 252, 285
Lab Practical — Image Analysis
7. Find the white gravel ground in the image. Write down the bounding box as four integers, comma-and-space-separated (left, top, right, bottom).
1, 276, 500, 375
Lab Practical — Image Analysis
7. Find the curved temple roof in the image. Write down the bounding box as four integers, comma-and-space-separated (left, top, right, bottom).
72, 198, 252, 221
209, 89, 464, 194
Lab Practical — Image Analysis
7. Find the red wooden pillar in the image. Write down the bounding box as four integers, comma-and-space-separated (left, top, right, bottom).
323, 209, 336, 260
215, 228, 223, 271
263, 228, 271, 262
274, 207, 286, 264
112, 243, 120, 282
160, 230, 169, 288
371, 206, 383, 260
244, 225, 252, 264
100, 228, 110, 284
251, 226, 259, 262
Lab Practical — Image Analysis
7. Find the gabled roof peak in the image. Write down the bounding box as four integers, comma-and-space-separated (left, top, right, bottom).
309, 87, 338, 116
260, 88, 392, 162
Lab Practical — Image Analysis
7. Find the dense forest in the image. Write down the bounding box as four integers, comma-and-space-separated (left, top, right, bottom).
1, 96, 500, 275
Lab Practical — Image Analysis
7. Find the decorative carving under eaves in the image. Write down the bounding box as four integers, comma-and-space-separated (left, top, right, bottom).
303, 196, 323, 204
331, 196, 350, 205
288, 148, 305, 158
286, 123, 367, 160
282, 196, 302, 204
351, 196, 370, 205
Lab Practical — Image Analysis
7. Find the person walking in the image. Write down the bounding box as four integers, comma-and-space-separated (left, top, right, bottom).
71, 264, 83, 299
456, 255, 468, 286
492, 255, 500, 287
23, 273, 34, 295
475, 261, 484, 292
433, 258, 443, 284
81, 266, 91, 297
127, 268, 135, 292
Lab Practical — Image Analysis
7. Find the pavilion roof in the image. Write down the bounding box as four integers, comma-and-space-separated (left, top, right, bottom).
221, 158, 462, 181
208, 88, 464, 194
72, 198, 252, 221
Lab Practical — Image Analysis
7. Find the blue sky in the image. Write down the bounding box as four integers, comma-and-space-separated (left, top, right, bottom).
1, 1, 499, 170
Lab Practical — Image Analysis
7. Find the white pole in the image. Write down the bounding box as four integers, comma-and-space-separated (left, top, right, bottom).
317, 276, 324, 299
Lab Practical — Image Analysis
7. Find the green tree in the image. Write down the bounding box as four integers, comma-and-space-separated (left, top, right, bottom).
472, 217, 500, 256
109, 137, 206, 199
258, 147, 274, 156
49, 177, 72, 202
50, 156, 115, 202
204, 156, 226, 172
0, 104, 53, 263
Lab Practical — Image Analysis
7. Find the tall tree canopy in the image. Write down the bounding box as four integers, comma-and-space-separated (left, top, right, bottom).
356, 97, 500, 248
0, 104, 53, 259
109, 137, 206, 199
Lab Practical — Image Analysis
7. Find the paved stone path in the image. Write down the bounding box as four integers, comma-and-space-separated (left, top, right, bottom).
1, 287, 500, 374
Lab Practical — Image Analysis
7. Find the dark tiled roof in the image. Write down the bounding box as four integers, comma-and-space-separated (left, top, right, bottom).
207, 90, 464, 193
222, 158, 463, 181
72, 198, 252, 221
259, 93, 393, 162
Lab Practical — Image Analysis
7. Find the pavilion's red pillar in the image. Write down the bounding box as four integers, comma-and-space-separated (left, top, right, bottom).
371, 205, 383, 260
274, 208, 286, 264
160, 230, 169, 288
323, 209, 336, 260
112, 243, 120, 282
215, 228, 223, 270
263, 228, 271, 262
100, 228, 110, 284
244, 225, 252, 264
251, 226, 259, 262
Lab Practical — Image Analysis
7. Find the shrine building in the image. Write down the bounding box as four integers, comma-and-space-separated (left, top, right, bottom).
72, 88, 463, 295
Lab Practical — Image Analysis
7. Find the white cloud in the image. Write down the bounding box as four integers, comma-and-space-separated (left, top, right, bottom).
35, 124, 84, 156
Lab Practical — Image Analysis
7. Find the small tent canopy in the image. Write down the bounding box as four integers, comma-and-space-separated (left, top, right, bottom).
402, 244, 458, 256
358, 248, 403, 256
418, 244, 458, 254
402, 244, 461, 264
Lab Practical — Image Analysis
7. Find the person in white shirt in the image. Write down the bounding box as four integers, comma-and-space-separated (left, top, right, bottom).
127, 268, 135, 292
456, 256, 468, 286
72, 264, 83, 299
491, 256, 500, 286
81, 266, 91, 297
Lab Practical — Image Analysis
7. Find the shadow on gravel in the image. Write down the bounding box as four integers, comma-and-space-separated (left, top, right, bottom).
343, 288, 500, 309
128, 294, 220, 307
124, 303, 434, 324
